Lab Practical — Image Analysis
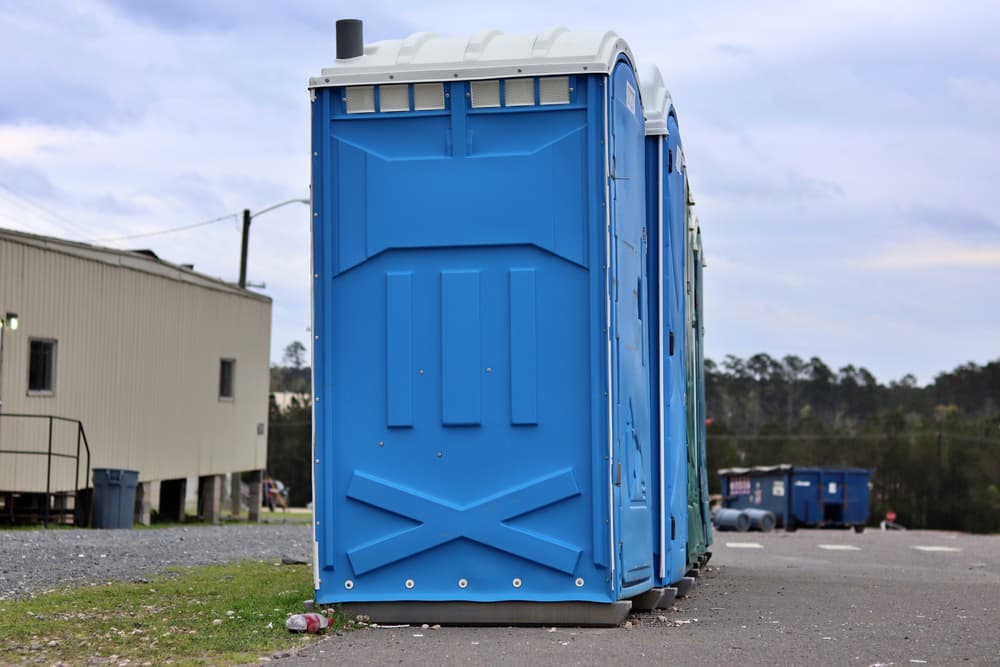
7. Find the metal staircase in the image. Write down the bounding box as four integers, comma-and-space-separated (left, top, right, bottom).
0, 413, 92, 527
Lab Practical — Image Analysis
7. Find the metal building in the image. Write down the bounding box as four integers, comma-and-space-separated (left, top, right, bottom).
0, 227, 271, 525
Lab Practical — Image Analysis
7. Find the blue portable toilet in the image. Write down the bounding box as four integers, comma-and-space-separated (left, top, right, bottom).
686, 212, 712, 566
309, 24, 659, 625
638, 65, 690, 597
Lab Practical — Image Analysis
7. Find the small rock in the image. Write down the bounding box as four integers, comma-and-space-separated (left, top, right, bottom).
212, 619, 223, 625
431, 624, 441, 630
657, 615, 668, 623
281, 556, 308, 565
624, 621, 633, 629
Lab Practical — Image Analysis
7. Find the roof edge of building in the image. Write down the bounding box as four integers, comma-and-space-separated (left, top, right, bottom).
0, 226, 272, 304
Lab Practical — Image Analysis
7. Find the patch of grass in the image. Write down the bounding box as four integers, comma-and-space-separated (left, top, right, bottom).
0, 561, 342, 665
134, 512, 314, 530
0, 523, 75, 531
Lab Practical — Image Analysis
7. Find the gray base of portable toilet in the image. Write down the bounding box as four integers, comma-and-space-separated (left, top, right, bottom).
91, 468, 139, 529
674, 576, 696, 598
630, 588, 664, 612
631, 586, 679, 611
336, 600, 632, 627
654, 586, 678, 609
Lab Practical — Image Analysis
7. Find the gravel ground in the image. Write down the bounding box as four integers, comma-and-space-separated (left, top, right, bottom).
0, 523, 313, 599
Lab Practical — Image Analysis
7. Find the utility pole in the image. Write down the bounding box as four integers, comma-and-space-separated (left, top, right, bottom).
238, 199, 309, 289
239, 208, 251, 289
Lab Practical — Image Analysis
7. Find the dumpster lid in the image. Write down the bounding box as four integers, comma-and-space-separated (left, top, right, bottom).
310, 27, 636, 88
638, 64, 673, 136
718, 464, 794, 476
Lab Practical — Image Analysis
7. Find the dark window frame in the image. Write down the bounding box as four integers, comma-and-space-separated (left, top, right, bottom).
219, 358, 236, 401
27, 338, 57, 396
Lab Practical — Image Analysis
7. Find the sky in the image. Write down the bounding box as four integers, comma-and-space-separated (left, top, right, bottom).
0, 0, 998, 385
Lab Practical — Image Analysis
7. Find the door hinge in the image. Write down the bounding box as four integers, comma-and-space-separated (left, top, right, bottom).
615, 462, 622, 487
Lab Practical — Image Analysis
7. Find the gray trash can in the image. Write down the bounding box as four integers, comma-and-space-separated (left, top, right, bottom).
92, 468, 139, 529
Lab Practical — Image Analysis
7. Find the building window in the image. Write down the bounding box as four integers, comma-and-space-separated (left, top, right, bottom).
219, 358, 235, 400
28, 339, 57, 394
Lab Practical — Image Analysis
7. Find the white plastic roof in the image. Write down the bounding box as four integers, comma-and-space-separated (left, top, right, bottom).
310, 27, 636, 88
638, 64, 672, 136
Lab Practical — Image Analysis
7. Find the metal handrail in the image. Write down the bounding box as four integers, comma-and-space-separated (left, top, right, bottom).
0, 413, 92, 527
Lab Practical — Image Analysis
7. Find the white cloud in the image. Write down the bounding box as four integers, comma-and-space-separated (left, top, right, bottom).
848, 240, 1000, 270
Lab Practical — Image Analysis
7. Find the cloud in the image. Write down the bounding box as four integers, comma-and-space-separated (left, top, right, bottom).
0, 159, 57, 199
0, 73, 138, 129
903, 206, 1000, 239
847, 240, 1000, 271
702, 171, 844, 204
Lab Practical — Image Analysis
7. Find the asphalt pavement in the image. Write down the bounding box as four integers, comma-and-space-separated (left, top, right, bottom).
285, 529, 1000, 666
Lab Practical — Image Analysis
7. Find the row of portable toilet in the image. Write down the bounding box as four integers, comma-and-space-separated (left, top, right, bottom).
308, 21, 711, 625
718, 465, 872, 532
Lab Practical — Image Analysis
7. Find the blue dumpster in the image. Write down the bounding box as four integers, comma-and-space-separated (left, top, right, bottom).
720, 465, 871, 531
309, 25, 672, 624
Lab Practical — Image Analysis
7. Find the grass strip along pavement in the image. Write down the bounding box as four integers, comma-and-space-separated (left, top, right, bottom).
1, 560, 343, 665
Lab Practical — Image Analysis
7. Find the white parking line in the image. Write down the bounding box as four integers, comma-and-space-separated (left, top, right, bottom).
911, 546, 961, 553
726, 542, 763, 549
818, 544, 861, 551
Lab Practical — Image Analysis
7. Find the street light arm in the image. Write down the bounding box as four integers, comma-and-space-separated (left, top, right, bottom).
250, 198, 310, 219
239, 197, 310, 289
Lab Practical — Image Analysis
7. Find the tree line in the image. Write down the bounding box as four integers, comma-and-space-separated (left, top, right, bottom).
266, 341, 312, 507
706, 354, 1000, 533
265, 341, 1000, 532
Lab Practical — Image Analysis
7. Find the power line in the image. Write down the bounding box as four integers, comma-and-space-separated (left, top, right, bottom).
707, 433, 1000, 444
86, 213, 239, 243
0, 184, 93, 240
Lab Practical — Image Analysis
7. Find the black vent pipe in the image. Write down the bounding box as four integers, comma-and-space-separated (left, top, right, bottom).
336, 19, 364, 59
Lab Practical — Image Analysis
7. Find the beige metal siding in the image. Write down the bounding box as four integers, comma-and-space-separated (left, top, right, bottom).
0, 234, 271, 493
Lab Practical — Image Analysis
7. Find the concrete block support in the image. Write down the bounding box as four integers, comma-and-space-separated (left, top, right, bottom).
134, 481, 152, 526
230, 473, 242, 517
247, 470, 264, 522
159, 478, 187, 523
198, 474, 223, 524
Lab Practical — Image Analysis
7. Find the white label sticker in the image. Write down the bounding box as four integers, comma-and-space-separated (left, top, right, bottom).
794, 480, 811, 487
625, 81, 636, 115
828, 482, 838, 495
773, 480, 785, 497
